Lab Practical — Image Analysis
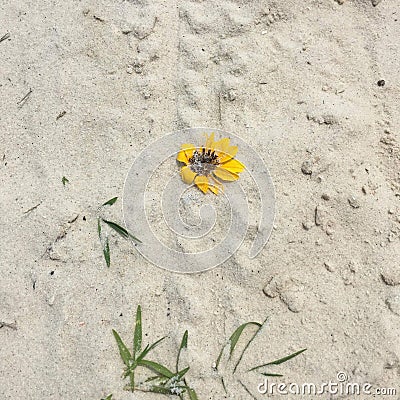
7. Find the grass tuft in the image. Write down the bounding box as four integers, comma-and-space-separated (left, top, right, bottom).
215, 317, 306, 396
112, 306, 198, 398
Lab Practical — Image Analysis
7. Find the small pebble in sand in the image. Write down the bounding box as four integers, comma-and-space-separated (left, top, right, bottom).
348, 196, 360, 208
348, 260, 358, 273
377, 79, 385, 87
386, 295, 400, 316
322, 114, 337, 125
301, 160, 313, 175
263, 276, 281, 298
324, 261, 335, 272
315, 204, 328, 226
121, 24, 133, 34
224, 89, 236, 101
47, 294, 56, 306
372, 0, 382, 5
302, 220, 313, 231
381, 266, 400, 286
321, 193, 330, 201
280, 292, 304, 313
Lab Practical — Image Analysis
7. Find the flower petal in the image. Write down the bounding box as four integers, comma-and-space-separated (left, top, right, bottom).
194, 175, 209, 194
213, 138, 230, 153
181, 166, 196, 184
211, 137, 238, 162
210, 176, 223, 193
209, 184, 219, 195
213, 166, 239, 181
218, 146, 238, 162
205, 133, 215, 150
220, 158, 245, 174
177, 143, 196, 164
177, 150, 189, 164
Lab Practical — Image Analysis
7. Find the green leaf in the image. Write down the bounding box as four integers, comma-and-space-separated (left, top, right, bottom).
187, 387, 199, 400
102, 197, 118, 206
145, 375, 163, 383
137, 360, 174, 378
133, 305, 142, 358
233, 318, 267, 373
112, 329, 132, 367
62, 176, 69, 186
102, 219, 142, 243
216, 321, 262, 369
249, 348, 307, 371
174, 366, 190, 381
101, 395, 113, 400
124, 337, 166, 376
137, 336, 166, 361
145, 386, 172, 395
176, 330, 188, 371
103, 237, 110, 268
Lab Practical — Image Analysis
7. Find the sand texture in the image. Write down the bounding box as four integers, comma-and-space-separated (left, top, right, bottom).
1, 0, 400, 399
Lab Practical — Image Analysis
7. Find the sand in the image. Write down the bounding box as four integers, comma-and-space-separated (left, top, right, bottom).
1, 0, 399, 399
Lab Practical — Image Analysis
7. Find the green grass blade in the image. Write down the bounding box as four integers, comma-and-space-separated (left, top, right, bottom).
124, 336, 166, 377
102, 219, 142, 243
62, 176, 69, 186
102, 219, 129, 238
179, 386, 198, 400
187, 387, 199, 400
133, 305, 142, 358
102, 197, 118, 206
221, 377, 227, 394
112, 329, 132, 367
261, 373, 284, 377
216, 321, 261, 369
103, 237, 110, 268
101, 395, 113, 400
145, 375, 163, 383
233, 318, 268, 373
137, 336, 166, 361
174, 366, 190, 381
97, 218, 102, 240
176, 330, 188, 371
239, 380, 257, 400
229, 322, 262, 358
145, 386, 172, 395
249, 348, 307, 371
137, 360, 174, 378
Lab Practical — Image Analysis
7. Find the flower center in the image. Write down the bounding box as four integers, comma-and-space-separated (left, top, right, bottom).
189, 147, 219, 176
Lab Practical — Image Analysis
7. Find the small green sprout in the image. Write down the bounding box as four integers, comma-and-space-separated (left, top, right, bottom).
97, 197, 141, 267
215, 317, 306, 396
112, 306, 198, 398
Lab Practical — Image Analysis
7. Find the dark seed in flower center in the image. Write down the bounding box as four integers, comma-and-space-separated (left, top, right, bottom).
189, 147, 219, 175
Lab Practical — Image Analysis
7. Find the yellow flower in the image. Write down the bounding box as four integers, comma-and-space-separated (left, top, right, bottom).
176, 133, 245, 194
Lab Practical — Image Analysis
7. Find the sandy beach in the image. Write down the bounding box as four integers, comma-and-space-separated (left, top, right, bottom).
1, 0, 399, 399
